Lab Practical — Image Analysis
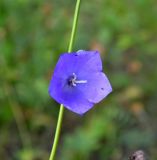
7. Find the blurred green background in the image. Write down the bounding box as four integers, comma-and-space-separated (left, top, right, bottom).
0, 0, 157, 159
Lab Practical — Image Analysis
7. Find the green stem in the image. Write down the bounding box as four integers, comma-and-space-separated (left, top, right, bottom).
49, 105, 64, 160
68, 0, 81, 52
49, 0, 81, 160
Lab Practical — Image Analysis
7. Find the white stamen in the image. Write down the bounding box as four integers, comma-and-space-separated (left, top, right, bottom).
72, 73, 77, 80
73, 83, 76, 86
75, 80, 87, 84
71, 73, 87, 86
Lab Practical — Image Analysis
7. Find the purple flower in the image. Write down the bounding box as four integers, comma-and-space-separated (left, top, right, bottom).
49, 50, 112, 115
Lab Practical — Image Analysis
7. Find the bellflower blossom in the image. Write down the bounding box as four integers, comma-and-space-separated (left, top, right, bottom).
49, 50, 112, 115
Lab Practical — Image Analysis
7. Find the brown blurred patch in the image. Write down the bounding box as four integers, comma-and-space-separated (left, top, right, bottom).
42, 3, 53, 16
90, 41, 106, 56
130, 102, 144, 115
127, 60, 142, 74
0, 27, 6, 40
46, 70, 54, 81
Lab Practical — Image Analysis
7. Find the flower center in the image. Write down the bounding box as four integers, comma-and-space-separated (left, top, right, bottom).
68, 73, 87, 87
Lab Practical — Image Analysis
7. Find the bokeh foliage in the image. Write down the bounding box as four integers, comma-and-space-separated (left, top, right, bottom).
0, 0, 157, 160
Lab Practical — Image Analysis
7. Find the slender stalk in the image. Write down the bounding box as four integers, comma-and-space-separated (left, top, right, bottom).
49, 0, 81, 160
49, 105, 64, 160
68, 0, 81, 53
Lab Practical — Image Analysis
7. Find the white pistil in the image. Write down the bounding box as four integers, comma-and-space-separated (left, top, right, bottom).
75, 80, 87, 84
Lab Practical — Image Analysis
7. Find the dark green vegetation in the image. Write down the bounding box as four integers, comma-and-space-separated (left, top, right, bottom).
0, 0, 157, 159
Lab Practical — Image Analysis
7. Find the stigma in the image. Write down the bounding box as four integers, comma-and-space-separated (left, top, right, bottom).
68, 73, 87, 87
